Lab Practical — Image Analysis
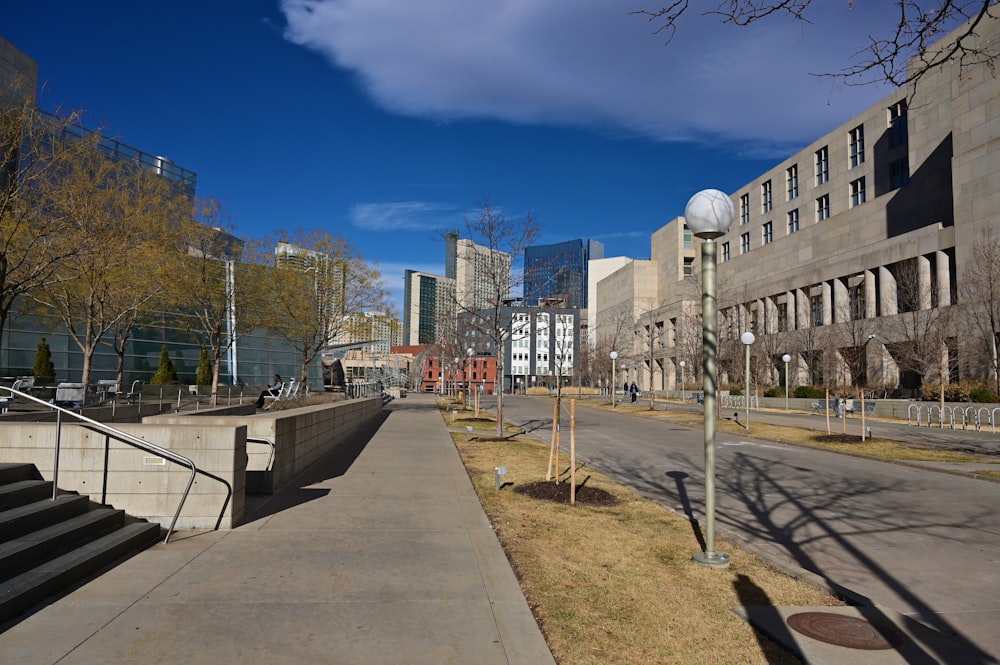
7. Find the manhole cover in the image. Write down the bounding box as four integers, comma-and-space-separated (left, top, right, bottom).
786, 611, 903, 650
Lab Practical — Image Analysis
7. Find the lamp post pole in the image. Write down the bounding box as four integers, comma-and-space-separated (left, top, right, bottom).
466, 347, 474, 408
782, 353, 791, 411
610, 351, 618, 407
685, 189, 734, 569
679, 360, 686, 400
740, 331, 755, 430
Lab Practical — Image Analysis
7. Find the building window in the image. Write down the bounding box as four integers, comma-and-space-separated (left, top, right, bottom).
810, 294, 823, 326
739, 193, 750, 225
850, 177, 866, 207
786, 164, 799, 200
721, 241, 730, 262
890, 157, 910, 189
815, 146, 829, 185
777, 304, 788, 333
816, 194, 830, 221
761, 180, 772, 213
762, 221, 773, 245
849, 124, 865, 167
787, 208, 799, 234
850, 284, 866, 320
683, 257, 694, 277
740, 232, 751, 255
888, 100, 908, 147
683, 226, 693, 249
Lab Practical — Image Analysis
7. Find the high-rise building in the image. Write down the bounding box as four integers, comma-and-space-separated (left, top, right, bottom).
402, 270, 456, 346
523, 239, 604, 309
445, 230, 511, 312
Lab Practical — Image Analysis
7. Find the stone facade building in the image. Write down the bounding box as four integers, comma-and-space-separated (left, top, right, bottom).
599, 12, 1000, 397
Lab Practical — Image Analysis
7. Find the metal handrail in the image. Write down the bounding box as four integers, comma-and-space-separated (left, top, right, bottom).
246, 436, 275, 471
0, 386, 232, 544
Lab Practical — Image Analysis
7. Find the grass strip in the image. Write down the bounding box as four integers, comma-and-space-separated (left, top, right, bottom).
444, 402, 842, 665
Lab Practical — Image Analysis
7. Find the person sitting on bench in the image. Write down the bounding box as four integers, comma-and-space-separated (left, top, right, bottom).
256, 375, 283, 409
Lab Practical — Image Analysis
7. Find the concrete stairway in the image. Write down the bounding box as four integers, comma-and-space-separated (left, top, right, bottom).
0, 462, 162, 627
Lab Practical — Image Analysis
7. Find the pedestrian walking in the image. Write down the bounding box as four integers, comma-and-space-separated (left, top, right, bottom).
630, 381, 638, 403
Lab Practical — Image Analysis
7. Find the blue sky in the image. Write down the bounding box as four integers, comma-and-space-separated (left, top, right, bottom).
5, 1, 909, 312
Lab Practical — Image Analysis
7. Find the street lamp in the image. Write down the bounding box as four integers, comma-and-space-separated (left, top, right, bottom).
740, 331, 755, 429
610, 351, 618, 407
685, 188, 734, 569
782, 353, 792, 411
466, 347, 474, 406
679, 360, 686, 400
861, 334, 875, 441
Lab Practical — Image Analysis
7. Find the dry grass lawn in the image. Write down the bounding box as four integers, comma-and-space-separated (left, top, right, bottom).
445, 402, 842, 665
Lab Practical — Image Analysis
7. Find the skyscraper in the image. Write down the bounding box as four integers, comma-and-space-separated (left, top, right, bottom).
524, 239, 604, 309
445, 230, 512, 312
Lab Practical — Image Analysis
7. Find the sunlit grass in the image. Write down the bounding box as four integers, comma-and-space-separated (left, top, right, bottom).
446, 406, 841, 665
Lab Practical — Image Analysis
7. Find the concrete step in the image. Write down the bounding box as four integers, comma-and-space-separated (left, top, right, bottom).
0, 463, 41, 485
0, 521, 162, 626
0, 479, 54, 510
0, 495, 90, 540
0, 507, 127, 582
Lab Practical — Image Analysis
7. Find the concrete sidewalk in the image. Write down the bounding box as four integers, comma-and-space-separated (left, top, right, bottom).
0, 394, 555, 665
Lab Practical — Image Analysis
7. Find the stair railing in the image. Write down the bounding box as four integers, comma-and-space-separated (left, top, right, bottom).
0, 386, 232, 544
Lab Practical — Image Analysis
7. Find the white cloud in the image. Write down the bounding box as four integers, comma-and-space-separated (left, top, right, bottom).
348, 201, 461, 231
280, 0, 904, 146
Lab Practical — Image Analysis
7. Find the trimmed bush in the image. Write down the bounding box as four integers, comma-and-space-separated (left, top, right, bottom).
150, 345, 179, 384
793, 385, 825, 399
33, 337, 55, 381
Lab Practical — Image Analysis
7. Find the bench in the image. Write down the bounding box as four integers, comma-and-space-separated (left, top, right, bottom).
811, 399, 836, 413
54, 382, 86, 408
121, 380, 143, 403
0, 378, 29, 413
852, 400, 877, 416
262, 379, 297, 409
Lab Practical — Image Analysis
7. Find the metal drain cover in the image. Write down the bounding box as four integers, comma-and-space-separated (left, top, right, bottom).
786, 611, 904, 650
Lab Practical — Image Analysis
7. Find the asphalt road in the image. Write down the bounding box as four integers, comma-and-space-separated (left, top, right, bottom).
486, 394, 1000, 664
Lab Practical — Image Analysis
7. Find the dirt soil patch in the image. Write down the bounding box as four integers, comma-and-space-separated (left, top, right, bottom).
514, 480, 620, 506
811, 433, 864, 444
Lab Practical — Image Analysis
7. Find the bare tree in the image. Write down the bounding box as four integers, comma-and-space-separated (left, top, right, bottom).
268, 230, 390, 385
595, 304, 634, 400
637, 298, 666, 409
454, 198, 540, 438
633, 1, 998, 89
959, 234, 1000, 394
166, 198, 268, 404
0, 80, 96, 356
32, 141, 186, 384
889, 258, 956, 409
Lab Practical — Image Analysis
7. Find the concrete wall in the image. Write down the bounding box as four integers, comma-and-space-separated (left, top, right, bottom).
0, 396, 385, 532
145, 396, 384, 497
0, 422, 246, 531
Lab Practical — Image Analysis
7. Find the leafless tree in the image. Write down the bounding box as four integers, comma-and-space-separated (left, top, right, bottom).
267, 229, 390, 385
633, 1, 999, 90
888, 258, 956, 409
595, 304, 634, 399
165, 198, 268, 404
959, 234, 1000, 394
453, 198, 540, 438
637, 298, 666, 409
32, 142, 186, 384
0, 79, 98, 356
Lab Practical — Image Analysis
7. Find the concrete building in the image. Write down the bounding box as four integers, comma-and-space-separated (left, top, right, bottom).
402, 269, 456, 346
445, 230, 512, 312
596, 12, 1000, 397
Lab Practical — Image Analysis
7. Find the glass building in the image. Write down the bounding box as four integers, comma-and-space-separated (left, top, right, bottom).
523, 239, 604, 309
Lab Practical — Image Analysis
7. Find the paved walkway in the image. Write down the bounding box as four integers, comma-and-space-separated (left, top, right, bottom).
0, 394, 555, 665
